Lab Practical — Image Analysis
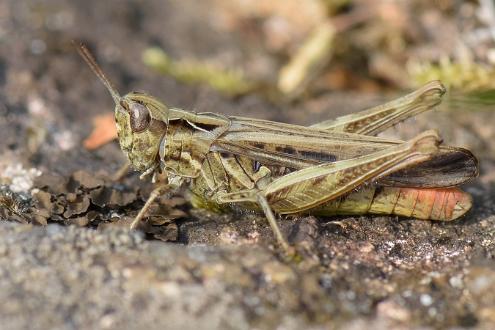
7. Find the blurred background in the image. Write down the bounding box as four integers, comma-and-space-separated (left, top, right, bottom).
2, 0, 495, 161
1, 0, 495, 175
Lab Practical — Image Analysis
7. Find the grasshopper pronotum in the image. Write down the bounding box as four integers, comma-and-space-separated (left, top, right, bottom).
77, 45, 478, 254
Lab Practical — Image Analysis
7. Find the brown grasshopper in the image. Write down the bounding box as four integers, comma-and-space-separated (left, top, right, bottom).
77, 45, 478, 254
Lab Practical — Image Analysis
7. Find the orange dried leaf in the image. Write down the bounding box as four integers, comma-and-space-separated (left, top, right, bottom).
83, 113, 117, 150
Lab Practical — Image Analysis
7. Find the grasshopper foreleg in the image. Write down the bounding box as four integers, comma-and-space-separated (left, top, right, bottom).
111, 161, 131, 181
130, 184, 169, 230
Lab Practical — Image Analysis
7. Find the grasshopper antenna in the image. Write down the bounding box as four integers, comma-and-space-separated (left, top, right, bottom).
75, 42, 121, 104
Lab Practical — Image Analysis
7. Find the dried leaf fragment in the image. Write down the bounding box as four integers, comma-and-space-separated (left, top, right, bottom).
89, 186, 137, 208
32, 190, 52, 211
63, 195, 90, 217
71, 170, 104, 189
83, 113, 117, 150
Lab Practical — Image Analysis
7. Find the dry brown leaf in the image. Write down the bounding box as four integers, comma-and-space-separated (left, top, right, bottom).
83, 113, 117, 150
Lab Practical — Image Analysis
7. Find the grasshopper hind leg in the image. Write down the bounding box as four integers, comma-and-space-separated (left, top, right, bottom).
217, 130, 440, 255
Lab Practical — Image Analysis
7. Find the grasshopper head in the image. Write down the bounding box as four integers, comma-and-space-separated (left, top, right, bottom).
77, 44, 167, 173
114, 92, 167, 172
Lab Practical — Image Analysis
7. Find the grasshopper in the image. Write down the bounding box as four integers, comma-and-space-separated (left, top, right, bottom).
77, 45, 478, 254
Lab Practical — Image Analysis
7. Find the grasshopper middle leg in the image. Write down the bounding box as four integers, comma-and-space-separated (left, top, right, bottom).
256, 193, 292, 253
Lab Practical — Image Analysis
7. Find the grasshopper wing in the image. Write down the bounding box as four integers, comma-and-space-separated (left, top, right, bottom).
213, 116, 400, 169
379, 146, 478, 188
212, 116, 477, 188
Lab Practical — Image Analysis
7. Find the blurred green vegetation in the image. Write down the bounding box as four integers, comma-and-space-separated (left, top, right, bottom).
141, 0, 495, 108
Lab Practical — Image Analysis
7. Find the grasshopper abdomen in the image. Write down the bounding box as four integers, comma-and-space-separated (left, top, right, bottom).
314, 186, 472, 221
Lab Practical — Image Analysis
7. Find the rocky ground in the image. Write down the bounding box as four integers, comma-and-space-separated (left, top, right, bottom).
1, 1, 495, 329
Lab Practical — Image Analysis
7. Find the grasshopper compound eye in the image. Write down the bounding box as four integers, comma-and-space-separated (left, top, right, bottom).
129, 102, 151, 133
